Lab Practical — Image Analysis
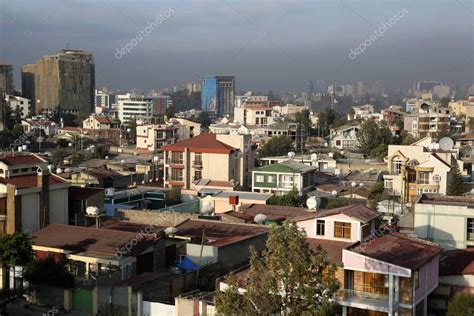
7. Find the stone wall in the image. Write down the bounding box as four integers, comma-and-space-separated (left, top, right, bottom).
117, 209, 199, 227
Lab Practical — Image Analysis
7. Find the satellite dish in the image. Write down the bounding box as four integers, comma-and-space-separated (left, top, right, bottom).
288, 152, 296, 160
254, 214, 267, 224
56, 168, 62, 174
311, 153, 318, 161
439, 137, 454, 151
420, 103, 430, 112
86, 206, 99, 216
164, 227, 178, 236
200, 204, 214, 215
306, 196, 318, 210
332, 190, 338, 196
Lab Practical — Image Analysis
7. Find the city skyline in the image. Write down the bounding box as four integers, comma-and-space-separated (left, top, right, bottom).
0, 0, 472, 93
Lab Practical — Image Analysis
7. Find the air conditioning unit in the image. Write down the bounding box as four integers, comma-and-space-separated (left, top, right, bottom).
433, 174, 441, 183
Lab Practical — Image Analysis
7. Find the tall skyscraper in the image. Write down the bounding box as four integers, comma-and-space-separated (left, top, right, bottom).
306, 80, 314, 104
21, 50, 95, 114
0, 64, 14, 95
200, 76, 235, 115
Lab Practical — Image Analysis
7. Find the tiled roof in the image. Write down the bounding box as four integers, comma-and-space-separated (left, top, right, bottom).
307, 238, 354, 266
348, 232, 440, 270
33, 224, 158, 257
0, 174, 67, 189
440, 248, 474, 276
161, 133, 236, 154
175, 219, 269, 247
0, 154, 46, 166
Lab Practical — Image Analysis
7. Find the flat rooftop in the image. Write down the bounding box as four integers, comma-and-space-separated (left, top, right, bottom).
417, 194, 474, 207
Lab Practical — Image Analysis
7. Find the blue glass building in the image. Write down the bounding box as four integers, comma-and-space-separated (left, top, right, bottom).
200, 76, 235, 115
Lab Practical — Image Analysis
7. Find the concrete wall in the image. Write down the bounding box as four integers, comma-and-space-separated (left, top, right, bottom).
144, 301, 175, 316
343, 250, 411, 277
117, 209, 198, 227
414, 203, 471, 249
49, 187, 69, 225
218, 233, 268, 271
186, 244, 218, 266
415, 254, 439, 303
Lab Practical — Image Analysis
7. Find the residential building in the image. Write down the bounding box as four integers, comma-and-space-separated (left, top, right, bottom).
382, 106, 406, 134
252, 160, 317, 195
21, 50, 95, 114
329, 125, 360, 150
439, 248, 474, 295
200, 76, 235, 115
117, 93, 155, 123
32, 223, 166, 281
82, 115, 120, 130
136, 119, 201, 152
404, 105, 450, 138
207, 191, 272, 214
259, 153, 337, 174
384, 137, 463, 202
221, 203, 313, 224
235, 92, 268, 108
161, 133, 241, 190
94, 89, 115, 108
5, 95, 31, 118
21, 119, 60, 137
0, 64, 13, 95
339, 233, 440, 316
136, 124, 179, 152
233, 105, 275, 126
348, 104, 379, 121
414, 194, 474, 249
0, 153, 69, 236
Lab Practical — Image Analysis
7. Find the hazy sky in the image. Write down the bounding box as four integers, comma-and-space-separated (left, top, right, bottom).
1, 0, 472, 92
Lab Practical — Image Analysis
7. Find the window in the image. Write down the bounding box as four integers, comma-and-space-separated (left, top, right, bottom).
363, 272, 388, 295
334, 222, 351, 239
267, 176, 274, 183
417, 172, 429, 185
194, 169, 202, 181
393, 159, 403, 175
170, 168, 183, 181
256, 175, 264, 182
467, 218, 474, 241
316, 220, 325, 236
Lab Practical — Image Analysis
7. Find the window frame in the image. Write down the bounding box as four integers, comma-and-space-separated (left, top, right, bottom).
316, 220, 325, 236
334, 221, 351, 239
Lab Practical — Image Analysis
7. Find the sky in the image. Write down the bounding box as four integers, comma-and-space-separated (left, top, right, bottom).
0, 0, 473, 93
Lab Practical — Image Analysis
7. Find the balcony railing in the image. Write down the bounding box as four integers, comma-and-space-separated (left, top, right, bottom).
338, 289, 389, 309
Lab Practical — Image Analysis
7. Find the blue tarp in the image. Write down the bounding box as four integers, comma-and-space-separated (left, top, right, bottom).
177, 256, 200, 271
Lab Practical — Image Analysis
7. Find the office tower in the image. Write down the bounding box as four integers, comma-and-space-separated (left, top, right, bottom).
200, 76, 235, 115
117, 93, 155, 123
95, 89, 115, 108
21, 49, 95, 114
307, 80, 314, 105
356, 81, 370, 96
0, 64, 14, 95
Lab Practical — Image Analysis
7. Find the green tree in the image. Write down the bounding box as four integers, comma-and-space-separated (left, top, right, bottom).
196, 111, 212, 128
0, 233, 35, 290
357, 119, 380, 157
447, 164, 469, 196
267, 187, 300, 207
439, 96, 451, 108
165, 105, 175, 119
50, 148, 65, 165
258, 135, 294, 158
447, 293, 474, 316
24, 256, 74, 288
293, 109, 312, 131
214, 222, 339, 315
318, 107, 340, 136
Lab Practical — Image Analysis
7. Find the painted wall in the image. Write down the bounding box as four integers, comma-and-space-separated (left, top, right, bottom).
415, 254, 439, 303
342, 250, 411, 277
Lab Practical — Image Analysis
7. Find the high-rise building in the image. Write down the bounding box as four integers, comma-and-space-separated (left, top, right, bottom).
200, 76, 235, 115
95, 89, 115, 108
21, 49, 95, 114
306, 80, 314, 105
117, 93, 155, 123
0, 64, 14, 95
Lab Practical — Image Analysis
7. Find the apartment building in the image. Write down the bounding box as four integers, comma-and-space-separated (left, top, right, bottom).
117, 93, 155, 123
0, 153, 69, 236
4, 95, 31, 118
136, 119, 201, 152
252, 160, 317, 195
384, 137, 463, 202
82, 115, 120, 130
161, 133, 244, 190
404, 105, 450, 139
233, 105, 276, 126
329, 125, 360, 150
414, 194, 474, 249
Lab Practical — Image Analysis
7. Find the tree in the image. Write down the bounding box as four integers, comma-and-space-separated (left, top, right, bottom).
293, 109, 312, 131
0, 233, 35, 290
447, 164, 469, 196
165, 105, 174, 119
214, 222, 339, 315
196, 111, 211, 128
258, 135, 294, 158
447, 293, 474, 316
439, 96, 451, 108
357, 119, 392, 158
267, 187, 300, 207
318, 107, 340, 136
50, 148, 65, 165
24, 256, 74, 288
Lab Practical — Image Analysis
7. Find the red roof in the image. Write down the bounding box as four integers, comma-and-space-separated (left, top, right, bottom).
0, 154, 46, 166
307, 238, 354, 266
0, 174, 67, 189
348, 232, 440, 270
440, 248, 474, 276
33, 224, 158, 257
161, 133, 236, 154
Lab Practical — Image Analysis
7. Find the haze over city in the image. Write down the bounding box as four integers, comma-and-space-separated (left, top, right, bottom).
1, 0, 472, 92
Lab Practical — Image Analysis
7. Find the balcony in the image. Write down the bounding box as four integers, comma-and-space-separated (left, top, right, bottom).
193, 160, 203, 168
338, 289, 390, 310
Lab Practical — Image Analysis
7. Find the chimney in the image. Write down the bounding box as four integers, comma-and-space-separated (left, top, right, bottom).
6, 184, 21, 234
37, 167, 50, 228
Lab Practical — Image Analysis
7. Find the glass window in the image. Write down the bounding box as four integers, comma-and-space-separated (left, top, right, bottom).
334, 222, 351, 239
256, 175, 264, 182
267, 176, 274, 182
417, 172, 429, 184
316, 220, 325, 236
467, 218, 474, 241
393, 159, 403, 175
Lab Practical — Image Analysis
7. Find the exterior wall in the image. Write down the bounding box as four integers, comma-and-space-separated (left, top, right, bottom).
186, 244, 218, 266
213, 197, 266, 214
414, 203, 472, 249
414, 255, 439, 303
216, 134, 253, 188
49, 187, 69, 225
21, 193, 40, 233
343, 250, 411, 277
217, 233, 267, 271
298, 214, 362, 243
117, 209, 199, 227
439, 275, 474, 288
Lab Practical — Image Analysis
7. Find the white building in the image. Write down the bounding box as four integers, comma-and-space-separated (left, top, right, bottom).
5, 95, 31, 118
117, 93, 155, 123
329, 125, 360, 150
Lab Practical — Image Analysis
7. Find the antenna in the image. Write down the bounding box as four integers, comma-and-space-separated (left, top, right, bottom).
439, 137, 454, 151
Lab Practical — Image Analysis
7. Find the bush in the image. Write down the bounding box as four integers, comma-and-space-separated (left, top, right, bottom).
24, 256, 75, 288
447, 293, 474, 316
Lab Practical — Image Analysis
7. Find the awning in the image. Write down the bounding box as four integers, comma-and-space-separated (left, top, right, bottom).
176, 256, 199, 271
